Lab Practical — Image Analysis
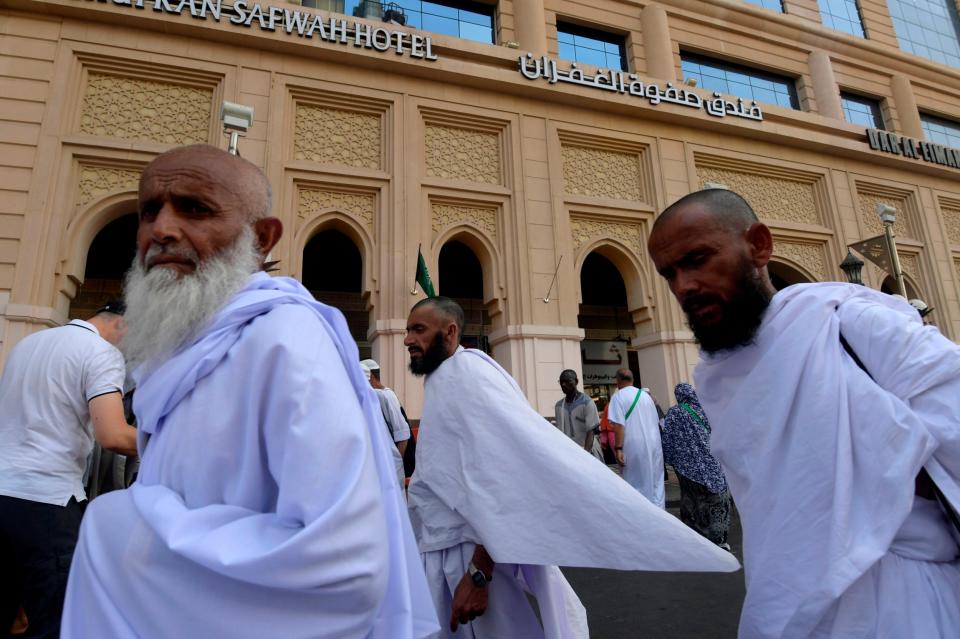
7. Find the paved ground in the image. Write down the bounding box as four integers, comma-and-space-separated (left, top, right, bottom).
562, 469, 745, 638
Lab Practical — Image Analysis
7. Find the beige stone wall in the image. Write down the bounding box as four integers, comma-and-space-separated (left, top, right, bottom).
1, 0, 960, 415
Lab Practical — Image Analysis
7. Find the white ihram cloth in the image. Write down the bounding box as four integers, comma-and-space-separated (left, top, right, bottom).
408, 348, 740, 639
62, 273, 438, 639
608, 386, 666, 508
694, 282, 960, 638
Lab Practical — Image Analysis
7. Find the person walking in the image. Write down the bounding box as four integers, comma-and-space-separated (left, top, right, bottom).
662, 383, 731, 549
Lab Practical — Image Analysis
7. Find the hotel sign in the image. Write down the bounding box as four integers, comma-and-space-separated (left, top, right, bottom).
82, 0, 439, 60
519, 53, 764, 122
867, 128, 960, 170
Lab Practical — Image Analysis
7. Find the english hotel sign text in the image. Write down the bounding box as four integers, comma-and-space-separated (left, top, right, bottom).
82, 0, 439, 59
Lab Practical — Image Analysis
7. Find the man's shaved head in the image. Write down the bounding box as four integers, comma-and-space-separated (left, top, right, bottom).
647, 189, 776, 354
405, 296, 465, 376
653, 188, 759, 238
146, 144, 272, 222
410, 296, 465, 337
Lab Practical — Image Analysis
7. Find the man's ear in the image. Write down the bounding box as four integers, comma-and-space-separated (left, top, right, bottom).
445, 321, 460, 349
253, 217, 283, 257
745, 222, 774, 268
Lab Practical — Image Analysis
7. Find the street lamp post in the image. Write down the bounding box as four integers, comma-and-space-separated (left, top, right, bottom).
876, 203, 907, 297
839, 250, 865, 285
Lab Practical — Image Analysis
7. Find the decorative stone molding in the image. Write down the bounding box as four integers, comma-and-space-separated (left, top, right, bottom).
570, 217, 643, 258
424, 124, 501, 185
76, 165, 142, 208
855, 186, 917, 239
432, 202, 497, 241
80, 73, 213, 145
939, 203, 960, 246
954, 257, 960, 282
293, 104, 382, 169
297, 187, 375, 231
561, 145, 644, 201
772, 239, 827, 280
696, 166, 820, 226
898, 251, 919, 278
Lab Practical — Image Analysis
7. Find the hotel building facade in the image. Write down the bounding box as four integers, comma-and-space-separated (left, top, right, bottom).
1, 0, 960, 415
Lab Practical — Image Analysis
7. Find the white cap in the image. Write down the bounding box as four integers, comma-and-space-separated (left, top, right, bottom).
360, 358, 380, 371
358, 361, 372, 380
908, 298, 933, 317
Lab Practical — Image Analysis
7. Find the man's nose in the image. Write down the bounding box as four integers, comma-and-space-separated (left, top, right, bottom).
402, 333, 414, 347
149, 204, 183, 244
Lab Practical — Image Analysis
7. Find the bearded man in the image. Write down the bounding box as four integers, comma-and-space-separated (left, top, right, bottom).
61, 145, 437, 638
648, 188, 960, 638
403, 297, 739, 639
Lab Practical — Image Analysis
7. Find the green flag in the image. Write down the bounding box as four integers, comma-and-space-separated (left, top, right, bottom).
415, 248, 436, 297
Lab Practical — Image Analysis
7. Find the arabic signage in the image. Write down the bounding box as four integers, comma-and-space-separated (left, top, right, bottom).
81, 0, 439, 60
581, 340, 627, 385
867, 129, 960, 170
518, 54, 763, 122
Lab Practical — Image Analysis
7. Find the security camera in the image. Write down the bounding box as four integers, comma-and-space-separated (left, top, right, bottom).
221, 101, 255, 133
876, 203, 897, 225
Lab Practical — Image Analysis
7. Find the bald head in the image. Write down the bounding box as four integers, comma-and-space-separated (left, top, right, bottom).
647, 188, 776, 354
143, 144, 271, 223
410, 296, 465, 337
653, 188, 759, 239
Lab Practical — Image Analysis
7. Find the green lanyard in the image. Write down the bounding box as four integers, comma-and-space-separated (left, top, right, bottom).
680, 403, 708, 431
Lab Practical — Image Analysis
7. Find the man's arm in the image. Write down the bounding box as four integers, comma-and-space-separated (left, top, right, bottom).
610, 421, 626, 465
89, 392, 138, 457
450, 544, 494, 632
583, 401, 601, 452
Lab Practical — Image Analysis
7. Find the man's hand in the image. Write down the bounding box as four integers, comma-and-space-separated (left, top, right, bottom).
615, 448, 626, 466
450, 571, 489, 632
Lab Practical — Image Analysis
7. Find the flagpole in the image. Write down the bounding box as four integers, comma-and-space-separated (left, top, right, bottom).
410, 243, 421, 295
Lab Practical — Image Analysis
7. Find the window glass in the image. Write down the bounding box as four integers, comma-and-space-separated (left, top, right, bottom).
744, 0, 784, 11
840, 92, 885, 128
819, 0, 866, 37
343, 0, 496, 44
888, 0, 960, 68
556, 21, 627, 71
680, 53, 800, 109
921, 112, 960, 147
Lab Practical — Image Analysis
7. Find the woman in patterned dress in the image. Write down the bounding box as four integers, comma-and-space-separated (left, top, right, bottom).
662, 383, 732, 549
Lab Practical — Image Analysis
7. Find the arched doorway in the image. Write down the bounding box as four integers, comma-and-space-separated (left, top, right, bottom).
577, 251, 639, 402
302, 229, 370, 357
768, 260, 813, 291
881, 275, 921, 299
438, 240, 490, 352
68, 213, 138, 319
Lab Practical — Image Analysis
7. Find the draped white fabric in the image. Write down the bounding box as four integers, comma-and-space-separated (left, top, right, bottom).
409, 347, 741, 572
695, 282, 960, 638
63, 273, 438, 639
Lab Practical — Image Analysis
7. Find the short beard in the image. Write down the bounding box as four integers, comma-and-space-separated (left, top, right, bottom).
684, 257, 773, 354
121, 227, 261, 368
408, 331, 449, 377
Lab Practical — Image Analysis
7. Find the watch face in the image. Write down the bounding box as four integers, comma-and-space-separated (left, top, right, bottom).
471, 570, 486, 587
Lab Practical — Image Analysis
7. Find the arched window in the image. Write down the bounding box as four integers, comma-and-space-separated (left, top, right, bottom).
439, 240, 489, 352
768, 260, 814, 291
68, 213, 138, 319
302, 229, 368, 356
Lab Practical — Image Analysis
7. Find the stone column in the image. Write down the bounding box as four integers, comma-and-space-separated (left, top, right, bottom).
808, 49, 843, 120
891, 74, 924, 138
641, 3, 674, 81
514, 0, 548, 57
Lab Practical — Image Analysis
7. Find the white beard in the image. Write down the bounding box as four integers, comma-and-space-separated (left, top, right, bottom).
121, 227, 262, 369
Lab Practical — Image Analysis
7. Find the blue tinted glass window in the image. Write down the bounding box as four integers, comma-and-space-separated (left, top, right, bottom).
680, 52, 800, 109
556, 22, 627, 71
744, 0, 785, 11
921, 113, 960, 147
344, 0, 495, 44
840, 92, 885, 128
819, 0, 866, 37
888, 0, 960, 68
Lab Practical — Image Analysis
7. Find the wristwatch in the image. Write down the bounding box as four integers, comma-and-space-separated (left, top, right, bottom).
468, 561, 491, 588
